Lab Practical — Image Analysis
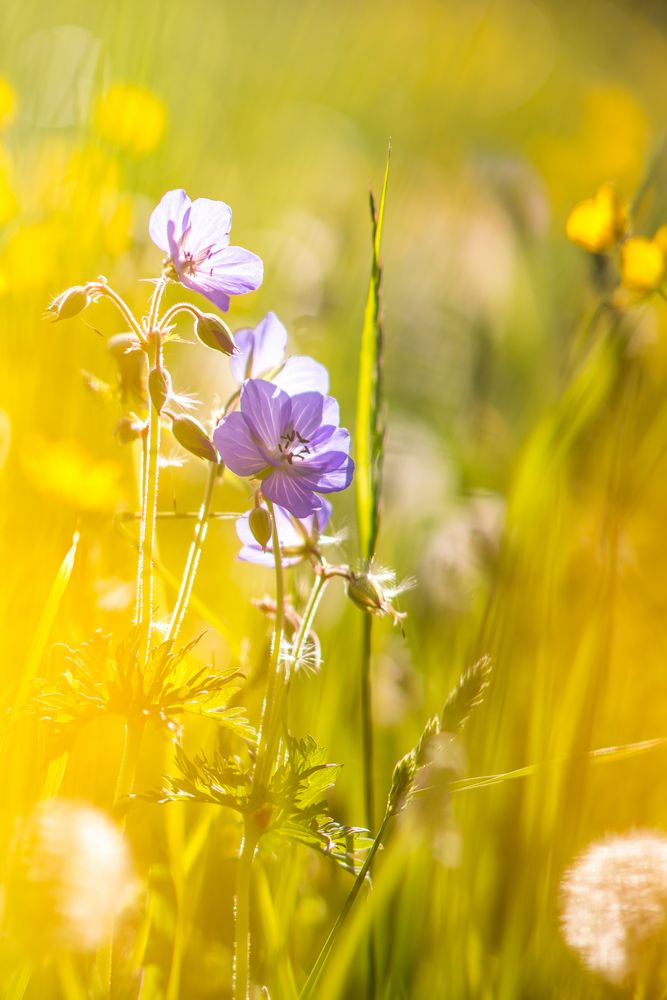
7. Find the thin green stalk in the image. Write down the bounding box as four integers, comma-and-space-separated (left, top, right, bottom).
114, 718, 145, 810
138, 372, 161, 662
234, 828, 259, 1000
166, 461, 218, 644
289, 572, 328, 674
134, 427, 148, 626
253, 501, 286, 790
300, 814, 390, 1000
360, 614, 376, 834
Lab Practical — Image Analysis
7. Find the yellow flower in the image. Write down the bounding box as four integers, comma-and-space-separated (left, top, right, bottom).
565, 183, 628, 254
0, 77, 17, 130
620, 236, 665, 293
93, 83, 166, 157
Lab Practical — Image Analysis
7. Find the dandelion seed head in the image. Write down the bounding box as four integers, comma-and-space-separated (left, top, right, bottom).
10, 799, 138, 954
560, 831, 667, 985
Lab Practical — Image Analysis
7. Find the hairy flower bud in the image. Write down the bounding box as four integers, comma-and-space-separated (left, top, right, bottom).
148, 366, 171, 413
46, 285, 90, 322
170, 414, 218, 463
346, 572, 385, 614
249, 505, 272, 549
195, 312, 237, 355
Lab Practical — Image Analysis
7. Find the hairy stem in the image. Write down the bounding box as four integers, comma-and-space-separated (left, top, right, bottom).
299, 813, 390, 1000
95, 284, 146, 344
166, 461, 219, 645
114, 718, 144, 809
234, 827, 258, 1000
289, 572, 328, 672
253, 501, 286, 790
361, 613, 377, 998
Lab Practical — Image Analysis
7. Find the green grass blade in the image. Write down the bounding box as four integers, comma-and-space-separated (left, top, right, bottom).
355, 144, 390, 562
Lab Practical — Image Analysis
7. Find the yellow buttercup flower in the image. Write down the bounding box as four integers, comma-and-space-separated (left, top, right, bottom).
620, 236, 665, 293
565, 183, 628, 254
0, 77, 17, 130
93, 83, 166, 157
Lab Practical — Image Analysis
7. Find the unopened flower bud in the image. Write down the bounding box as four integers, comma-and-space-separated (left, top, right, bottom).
114, 414, 146, 443
148, 366, 171, 413
47, 286, 90, 322
170, 414, 218, 463
346, 572, 385, 615
195, 312, 237, 356
249, 505, 272, 549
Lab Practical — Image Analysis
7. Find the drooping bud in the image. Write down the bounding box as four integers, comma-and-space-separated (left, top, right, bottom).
194, 312, 237, 356
46, 285, 90, 322
114, 414, 146, 444
170, 414, 218, 463
148, 366, 171, 413
346, 571, 385, 615
249, 505, 272, 550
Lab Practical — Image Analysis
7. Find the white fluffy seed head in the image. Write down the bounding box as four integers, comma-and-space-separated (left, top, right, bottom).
9, 798, 138, 954
560, 831, 667, 985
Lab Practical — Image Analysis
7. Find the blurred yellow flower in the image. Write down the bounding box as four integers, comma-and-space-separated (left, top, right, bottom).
620, 236, 665, 292
94, 83, 166, 157
22, 437, 123, 511
0, 77, 17, 130
1, 220, 65, 291
565, 183, 627, 254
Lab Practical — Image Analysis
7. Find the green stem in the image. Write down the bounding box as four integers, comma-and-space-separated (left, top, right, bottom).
114, 718, 144, 809
300, 814, 390, 1000
166, 461, 218, 645
234, 826, 259, 1000
138, 373, 161, 662
360, 613, 377, 998
253, 501, 286, 790
289, 572, 328, 674
95, 284, 146, 344
134, 426, 148, 626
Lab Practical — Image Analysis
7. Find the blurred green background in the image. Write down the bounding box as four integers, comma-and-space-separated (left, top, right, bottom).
4, 0, 667, 996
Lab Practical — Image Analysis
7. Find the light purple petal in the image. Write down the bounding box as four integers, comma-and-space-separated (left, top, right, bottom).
184, 198, 232, 252
288, 392, 325, 441
149, 189, 190, 254
321, 395, 340, 427
208, 246, 264, 294
308, 426, 350, 454
213, 411, 267, 476
240, 380, 290, 453
314, 498, 333, 532
262, 470, 320, 518
230, 312, 287, 383
274, 356, 330, 396
179, 272, 231, 312
295, 451, 355, 493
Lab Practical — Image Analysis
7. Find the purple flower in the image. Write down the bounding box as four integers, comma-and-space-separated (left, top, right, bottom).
213, 379, 353, 517
229, 311, 328, 395
149, 189, 263, 311
236, 500, 332, 567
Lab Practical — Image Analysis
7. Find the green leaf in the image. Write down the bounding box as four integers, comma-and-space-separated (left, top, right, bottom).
355, 145, 390, 562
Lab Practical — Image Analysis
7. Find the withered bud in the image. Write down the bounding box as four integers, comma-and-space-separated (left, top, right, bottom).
249, 505, 272, 550
107, 333, 147, 408
114, 414, 146, 444
170, 414, 219, 463
346, 572, 385, 615
47, 286, 90, 322
195, 312, 237, 356
148, 366, 171, 414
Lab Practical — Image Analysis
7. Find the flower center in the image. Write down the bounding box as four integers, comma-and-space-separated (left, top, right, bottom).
278, 428, 311, 464
180, 243, 217, 277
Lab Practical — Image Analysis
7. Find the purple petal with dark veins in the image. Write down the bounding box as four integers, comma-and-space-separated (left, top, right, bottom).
240, 380, 291, 454
212, 411, 267, 476
262, 470, 322, 517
